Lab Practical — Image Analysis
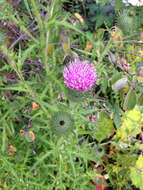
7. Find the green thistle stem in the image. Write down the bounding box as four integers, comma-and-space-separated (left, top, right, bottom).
30, 0, 47, 70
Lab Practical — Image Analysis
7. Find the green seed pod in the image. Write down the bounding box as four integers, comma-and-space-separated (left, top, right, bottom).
65, 88, 89, 102
50, 111, 74, 136
123, 88, 136, 110
92, 145, 105, 158
117, 11, 137, 33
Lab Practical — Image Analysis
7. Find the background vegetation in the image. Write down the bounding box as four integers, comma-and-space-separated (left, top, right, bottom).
0, 0, 143, 189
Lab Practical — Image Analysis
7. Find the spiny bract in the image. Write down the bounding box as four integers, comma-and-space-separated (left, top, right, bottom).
50, 111, 74, 136
117, 10, 137, 33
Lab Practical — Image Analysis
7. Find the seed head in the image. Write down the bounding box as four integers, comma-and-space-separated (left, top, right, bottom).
51, 111, 74, 136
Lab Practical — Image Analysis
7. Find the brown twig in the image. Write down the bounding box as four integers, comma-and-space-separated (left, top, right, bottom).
8, 25, 38, 50
12, 0, 22, 8
112, 49, 143, 59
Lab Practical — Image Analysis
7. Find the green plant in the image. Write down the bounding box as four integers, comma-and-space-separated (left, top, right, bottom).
117, 10, 138, 33
0, 0, 143, 189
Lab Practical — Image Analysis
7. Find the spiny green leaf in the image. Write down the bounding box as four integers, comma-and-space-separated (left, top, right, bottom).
95, 112, 114, 142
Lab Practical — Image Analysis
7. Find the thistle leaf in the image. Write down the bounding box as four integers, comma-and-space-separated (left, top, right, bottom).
95, 112, 114, 142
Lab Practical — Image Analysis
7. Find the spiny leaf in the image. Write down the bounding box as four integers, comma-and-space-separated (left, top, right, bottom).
95, 112, 114, 142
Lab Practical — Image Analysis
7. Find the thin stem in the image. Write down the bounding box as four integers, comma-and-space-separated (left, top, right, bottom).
2, 46, 36, 98
30, 0, 48, 70
112, 49, 143, 58
45, 0, 56, 72
30, 0, 43, 32
10, 15, 39, 44
2, 46, 50, 114
8, 26, 39, 50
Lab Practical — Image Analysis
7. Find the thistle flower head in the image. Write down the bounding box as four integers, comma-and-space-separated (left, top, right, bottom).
63, 59, 98, 93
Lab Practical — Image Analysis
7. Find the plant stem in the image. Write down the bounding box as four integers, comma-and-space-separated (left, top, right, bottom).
30, 0, 43, 32
1, 45, 37, 98
30, 0, 47, 70
2, 46, 51, 114
44, 0, 56, 73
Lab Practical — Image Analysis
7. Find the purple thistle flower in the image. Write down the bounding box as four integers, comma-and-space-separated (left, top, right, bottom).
63, 59, 98, 93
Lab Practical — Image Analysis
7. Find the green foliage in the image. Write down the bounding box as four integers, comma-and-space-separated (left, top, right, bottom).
0, 32, 6, 47
123, 88, 136, 110
115, 107, 142, 140
0, 0, 5, 4
106, 150, 137, 189
65, 0, 115, 31
65, 88, 88, 102
137, 92, 143, 106
110, 72, 123, 86
85, 2, 115, 30
0, 0, 13, 21
130, 155, 143, 189
0, 0, 143, 189
95, 112, 114, 142
99, 0, 113, 5
117, 10, 138, 34
112, 77, 128, 92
